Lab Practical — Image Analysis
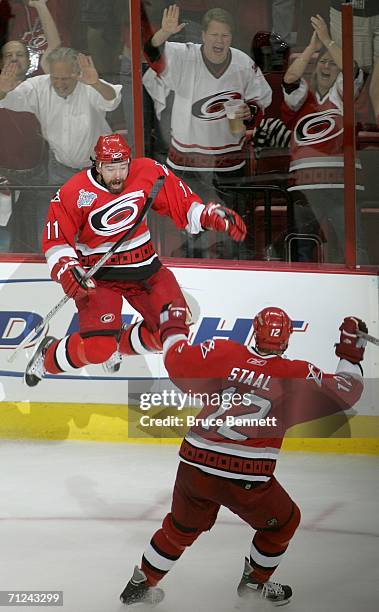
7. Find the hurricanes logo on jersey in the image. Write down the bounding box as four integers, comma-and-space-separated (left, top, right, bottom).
88, 190, 144, 237
295, 109, 343, 146
192, 91, 241, 122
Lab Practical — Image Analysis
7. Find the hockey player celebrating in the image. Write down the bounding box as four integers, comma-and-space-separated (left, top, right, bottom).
120, 306, 367, 607
24, 133, 246, 386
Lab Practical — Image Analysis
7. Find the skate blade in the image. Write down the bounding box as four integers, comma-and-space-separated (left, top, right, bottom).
120, 588, 164, 608
235, 595, 290, 609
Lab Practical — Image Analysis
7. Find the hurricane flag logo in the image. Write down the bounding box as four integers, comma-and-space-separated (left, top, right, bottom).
295, 109, 343, 146
88, 190, 144, 237
192, 91, 242, 122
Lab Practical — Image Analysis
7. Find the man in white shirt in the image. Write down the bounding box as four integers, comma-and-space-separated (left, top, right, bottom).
143, 5, 271, 257
0, 0, 61, 252
0, 46, 122, 184
144, 5, 272, 185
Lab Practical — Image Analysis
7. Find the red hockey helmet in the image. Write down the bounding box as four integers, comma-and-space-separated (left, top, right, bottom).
94, 133, 131, 164
253, 307, 293, 352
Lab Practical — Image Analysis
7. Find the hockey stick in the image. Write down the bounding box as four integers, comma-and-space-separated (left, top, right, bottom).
357, 331, 379, 347
8, 175, 166, 363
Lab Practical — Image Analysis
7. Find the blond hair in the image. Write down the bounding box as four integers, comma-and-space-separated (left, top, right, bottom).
201, 8, 234, 34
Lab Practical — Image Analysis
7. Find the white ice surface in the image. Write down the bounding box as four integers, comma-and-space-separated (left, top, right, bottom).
0, 441, 378, 611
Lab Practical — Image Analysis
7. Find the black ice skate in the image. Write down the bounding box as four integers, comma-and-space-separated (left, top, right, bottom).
120, 566, 164, 607
24, 336, 56, 387
237, 558, 292, 607
102, 350, 123, 374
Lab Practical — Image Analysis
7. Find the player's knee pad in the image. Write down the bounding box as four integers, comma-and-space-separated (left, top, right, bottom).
81, 335, 118, 364
162, 513, 201, 549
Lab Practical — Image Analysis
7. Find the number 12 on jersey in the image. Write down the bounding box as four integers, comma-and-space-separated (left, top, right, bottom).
202, 386, 272, 441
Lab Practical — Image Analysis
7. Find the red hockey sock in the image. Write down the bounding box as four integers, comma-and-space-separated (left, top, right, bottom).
141, 527, 185, 586
44, 339, 63, 374
44, 333, 117, 373
141, 512, 200, 586
249, 502, 301, 583
249, 543, 288, 584
119, 321, 162, 356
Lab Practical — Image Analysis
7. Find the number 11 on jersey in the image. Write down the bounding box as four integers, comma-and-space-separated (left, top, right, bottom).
46, 220, 59, 240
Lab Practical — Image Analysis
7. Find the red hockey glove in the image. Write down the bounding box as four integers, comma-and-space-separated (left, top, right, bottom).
51, 257, 96, 300
200, 202, 247, 241
160, 301, 190, 344
335, 316, 368, 364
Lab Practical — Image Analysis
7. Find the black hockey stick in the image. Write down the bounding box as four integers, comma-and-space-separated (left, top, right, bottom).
8, 175, 166, 363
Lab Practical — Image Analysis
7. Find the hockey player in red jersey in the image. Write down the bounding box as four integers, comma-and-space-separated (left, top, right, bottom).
24, 133, 246, 386
120, 305, 367, 607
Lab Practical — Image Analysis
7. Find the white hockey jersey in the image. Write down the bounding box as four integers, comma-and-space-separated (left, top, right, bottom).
143, 42, 272, 172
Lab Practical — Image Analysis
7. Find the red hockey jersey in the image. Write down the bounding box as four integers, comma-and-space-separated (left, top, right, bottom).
43, 158, 203, 281
282, 72, 364, 191
164, 337, 363, 482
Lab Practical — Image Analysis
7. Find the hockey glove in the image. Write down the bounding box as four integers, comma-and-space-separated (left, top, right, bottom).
335, 316, 368, 364
200, 202, 247, 242
160, 301, 190, 344
51, 257, 96, 300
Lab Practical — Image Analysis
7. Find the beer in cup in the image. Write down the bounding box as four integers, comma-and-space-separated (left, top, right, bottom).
224, 99, 245, 135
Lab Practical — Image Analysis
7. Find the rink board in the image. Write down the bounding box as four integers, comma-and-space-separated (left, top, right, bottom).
0, 260, 378, 453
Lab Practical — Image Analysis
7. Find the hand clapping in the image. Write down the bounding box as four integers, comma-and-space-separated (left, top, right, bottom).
310, 14, 331, 48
